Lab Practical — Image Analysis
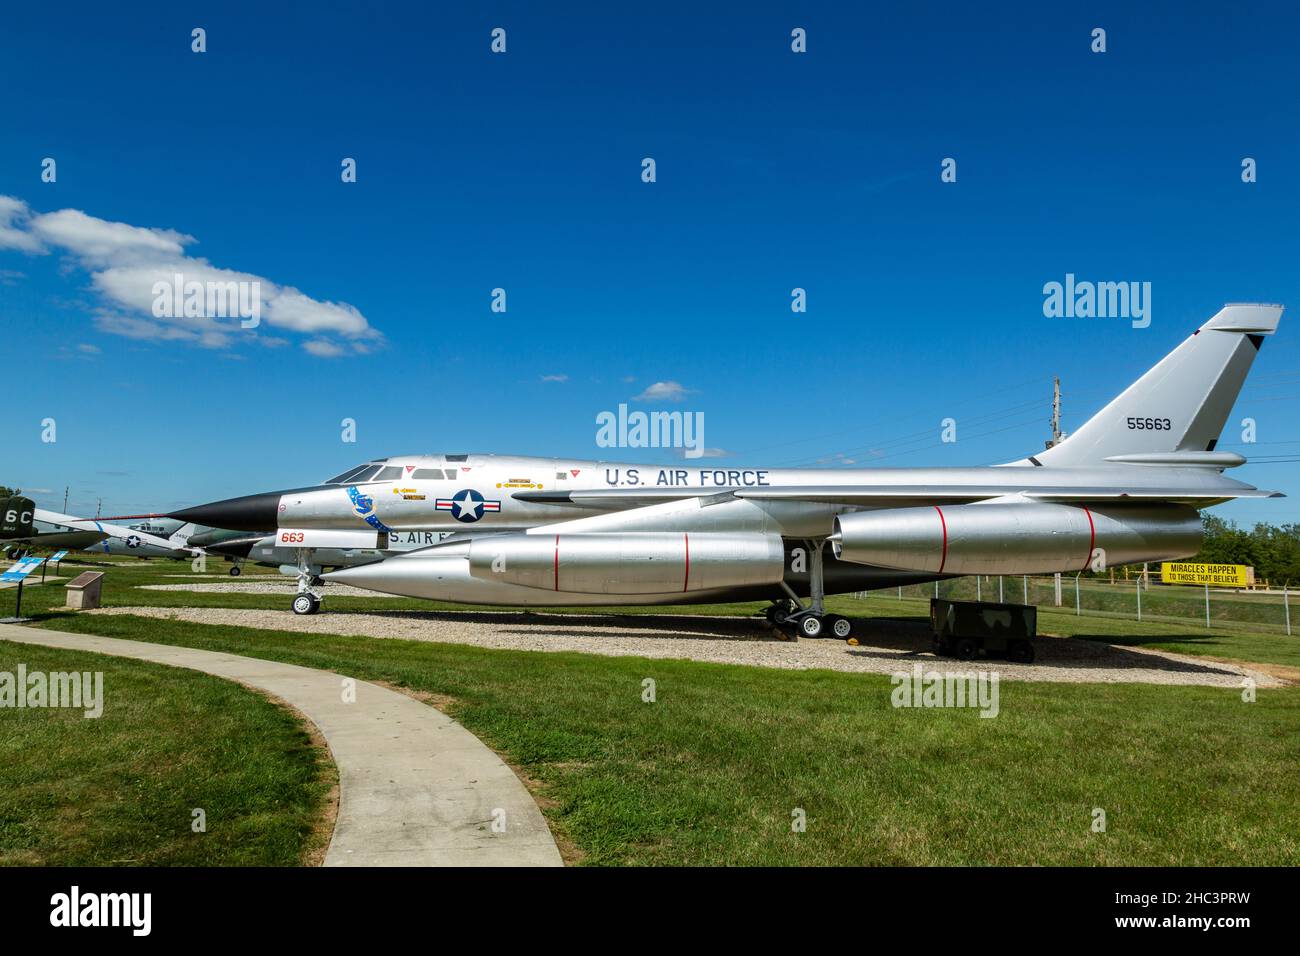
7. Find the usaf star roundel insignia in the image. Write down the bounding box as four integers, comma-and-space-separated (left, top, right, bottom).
436, 489, 502, 523
126, 535, 141, 548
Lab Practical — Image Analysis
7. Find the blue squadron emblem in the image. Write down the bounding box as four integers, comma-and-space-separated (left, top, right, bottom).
347, 485, 393, 532
435, 489, 502, 523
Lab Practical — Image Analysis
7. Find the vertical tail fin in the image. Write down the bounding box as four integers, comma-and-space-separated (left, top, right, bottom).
1025, 304, 1282, 467
1, 495, 36, 540
169, 522, 197, 545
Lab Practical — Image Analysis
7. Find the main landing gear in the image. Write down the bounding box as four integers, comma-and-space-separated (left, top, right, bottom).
764, 540, 854, 640
291, 547, 323, 615
767, 604, 853, 640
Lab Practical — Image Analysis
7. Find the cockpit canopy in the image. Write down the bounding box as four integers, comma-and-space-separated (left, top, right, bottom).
324, 463, 396, 485
323, 459, 467, 485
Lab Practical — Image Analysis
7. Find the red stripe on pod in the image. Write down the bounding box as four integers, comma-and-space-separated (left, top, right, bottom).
554, 534, 560, 591
935, 506, 948, 574
1081, 507, 1095, 573
683, 532, 690, 592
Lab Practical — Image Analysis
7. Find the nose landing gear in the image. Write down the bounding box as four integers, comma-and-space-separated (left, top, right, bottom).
292, 592, 321, 615
290, 547, 323, 615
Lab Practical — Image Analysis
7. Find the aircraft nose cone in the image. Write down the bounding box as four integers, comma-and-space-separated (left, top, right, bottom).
324, 559, 420, 597
170, 492, 282, 532
323, 562, 387, 587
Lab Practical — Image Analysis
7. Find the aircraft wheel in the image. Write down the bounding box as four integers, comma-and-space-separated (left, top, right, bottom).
954, 637, 979, 661
1009, 640, 1035, 664
798, 614, 824, 638
292, 593, 320, 616
229, 565, 242, 577
827, 615, 853, 639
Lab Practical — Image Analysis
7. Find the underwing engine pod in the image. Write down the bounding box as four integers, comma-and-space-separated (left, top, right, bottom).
830, 501, 1201, 575
467, 531, 786, 594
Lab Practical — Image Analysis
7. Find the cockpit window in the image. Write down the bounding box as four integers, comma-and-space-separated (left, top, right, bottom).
326, 464, 372, 484
350, 465, 383, 483
412, 468, 445, 479
373, 466, 403, 481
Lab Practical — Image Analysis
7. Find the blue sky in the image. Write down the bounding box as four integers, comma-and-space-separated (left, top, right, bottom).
1, 1, 1297, 524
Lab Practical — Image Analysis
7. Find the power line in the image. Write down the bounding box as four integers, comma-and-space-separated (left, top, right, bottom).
736, 374, 1053, 460
775, 401, 1044, 467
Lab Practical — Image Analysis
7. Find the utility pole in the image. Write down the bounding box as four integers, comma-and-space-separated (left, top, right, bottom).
1045, 377, 1066, 449
96, 498, 102, 518
63, 486, 69, 512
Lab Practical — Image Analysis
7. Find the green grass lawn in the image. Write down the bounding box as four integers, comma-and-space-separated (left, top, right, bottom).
9, 556, 1298, 669
26, 610, 1300, 866
0, 639, 334, 866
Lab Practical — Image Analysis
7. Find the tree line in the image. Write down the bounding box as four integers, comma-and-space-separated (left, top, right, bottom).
1191, 514, 1300, 586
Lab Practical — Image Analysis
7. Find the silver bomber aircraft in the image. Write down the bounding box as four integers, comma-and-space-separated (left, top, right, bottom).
171, 304, 1284, 635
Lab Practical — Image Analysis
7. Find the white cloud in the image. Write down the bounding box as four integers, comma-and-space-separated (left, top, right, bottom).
0, 195, 382, 355
634, 380, 691, 402
540, 373, 569, 382
93, 313, 234, 350
267, 288, 371, 337
76, 343, 101, 354
30, 208, 191, 264
0, 197, 43, 253
303, 339, 346, 358
815, 452, 871, 466
673, 446, 729, 459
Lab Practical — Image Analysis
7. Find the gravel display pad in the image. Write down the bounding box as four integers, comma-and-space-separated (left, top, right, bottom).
92, 604, 1279, 688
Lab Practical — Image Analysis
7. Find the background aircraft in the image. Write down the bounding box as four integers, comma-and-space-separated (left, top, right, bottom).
0, 494, 45, 551
5, 509, 200, 560
171, 304, 1283, 633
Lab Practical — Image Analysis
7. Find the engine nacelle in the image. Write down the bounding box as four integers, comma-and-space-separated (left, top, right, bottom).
831, 502, 1201, 575
467, 532, 785, 594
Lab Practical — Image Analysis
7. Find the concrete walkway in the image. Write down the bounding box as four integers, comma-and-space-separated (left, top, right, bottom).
0, 624, 563, 867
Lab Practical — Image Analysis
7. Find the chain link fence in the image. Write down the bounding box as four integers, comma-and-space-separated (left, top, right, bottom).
856, 571, 1294, 635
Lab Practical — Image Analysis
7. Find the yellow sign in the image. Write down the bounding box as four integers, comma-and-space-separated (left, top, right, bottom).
1160, 562, 1252, 587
